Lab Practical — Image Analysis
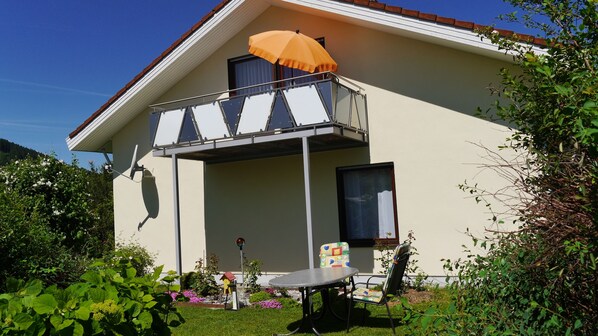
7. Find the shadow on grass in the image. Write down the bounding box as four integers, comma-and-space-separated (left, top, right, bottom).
277, 301, 400, 335
347, 307, 401, 333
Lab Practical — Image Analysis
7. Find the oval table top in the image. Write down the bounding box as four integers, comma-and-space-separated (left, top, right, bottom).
269, 267, 359, 288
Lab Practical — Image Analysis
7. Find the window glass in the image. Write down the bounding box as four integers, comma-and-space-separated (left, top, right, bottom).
337, 163, 399, 247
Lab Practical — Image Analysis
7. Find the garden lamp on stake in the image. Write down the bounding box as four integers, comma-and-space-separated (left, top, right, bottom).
236, 237, 245, 284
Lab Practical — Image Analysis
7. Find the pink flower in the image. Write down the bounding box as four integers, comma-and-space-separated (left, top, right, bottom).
257, 299, 282, 309
167, 291, 179, 301
190, 296, 206, 303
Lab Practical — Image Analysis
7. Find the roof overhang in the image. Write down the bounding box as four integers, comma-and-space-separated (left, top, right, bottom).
67, 0, 545, 153
280, 0, 545, 60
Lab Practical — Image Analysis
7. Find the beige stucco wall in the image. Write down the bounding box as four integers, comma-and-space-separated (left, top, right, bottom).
110, 5, 513, 277
204, 148, 371, 273
112, 110, 205, 273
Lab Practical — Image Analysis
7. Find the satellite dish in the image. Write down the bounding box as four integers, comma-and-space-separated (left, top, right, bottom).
129, 144, 145, 180
101, 145, 145, 181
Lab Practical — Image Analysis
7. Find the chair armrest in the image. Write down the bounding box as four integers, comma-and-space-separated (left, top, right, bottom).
352, 275, 385, 289
366, 275, 385, 288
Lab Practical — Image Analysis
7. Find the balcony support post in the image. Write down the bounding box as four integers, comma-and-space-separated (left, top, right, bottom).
302, 136, 315, 269
172, 153, 183, 276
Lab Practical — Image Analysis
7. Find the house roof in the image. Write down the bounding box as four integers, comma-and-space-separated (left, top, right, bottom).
67, 0, 545, 152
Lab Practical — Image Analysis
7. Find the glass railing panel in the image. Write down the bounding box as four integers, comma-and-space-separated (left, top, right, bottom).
236, 92, 274, 135
149, 112, 160, 147
317, 81, 333, 120
191, 102, 230, 141
153, 108, 185, 147
285, 84, 330, 127
267, 91, 294, 131
220, 96, 244, 135
350, 95, 362, 130
335, 85, 352, 126
150, 74, 368, 150
178, 108, 199, 143
354, 93, 367, 131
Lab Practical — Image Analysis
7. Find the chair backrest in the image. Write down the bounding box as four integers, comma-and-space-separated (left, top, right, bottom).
382, 243, 411, 296
319, 242, 350, 268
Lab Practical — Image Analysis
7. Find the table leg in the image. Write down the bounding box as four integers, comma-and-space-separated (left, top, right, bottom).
312, 282, 350, 322
273, 287, 321, 336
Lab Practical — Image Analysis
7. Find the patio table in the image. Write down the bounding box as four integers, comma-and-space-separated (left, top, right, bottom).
269, 267, 359, 335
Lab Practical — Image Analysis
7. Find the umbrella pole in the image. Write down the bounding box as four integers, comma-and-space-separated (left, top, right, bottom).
302, 137, 315, 269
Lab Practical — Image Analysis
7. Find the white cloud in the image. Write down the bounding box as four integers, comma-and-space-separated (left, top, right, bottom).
0, 78, 111, 97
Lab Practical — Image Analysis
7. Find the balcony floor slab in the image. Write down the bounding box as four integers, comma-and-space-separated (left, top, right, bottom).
152, 126, 367, 163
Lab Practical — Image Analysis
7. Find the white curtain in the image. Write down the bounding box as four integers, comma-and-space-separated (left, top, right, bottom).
341, 167, 396, 241
377, 190, 396, 238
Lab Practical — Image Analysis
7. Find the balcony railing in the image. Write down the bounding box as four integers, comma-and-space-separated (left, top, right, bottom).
149, 72, 368, 162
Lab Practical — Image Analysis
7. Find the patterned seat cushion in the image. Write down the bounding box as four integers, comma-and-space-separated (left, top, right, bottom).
352, 287, 383, 303
319, 242, 350, 268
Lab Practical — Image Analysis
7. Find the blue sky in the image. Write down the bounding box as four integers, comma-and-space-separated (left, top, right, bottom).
0, 0, 533, 166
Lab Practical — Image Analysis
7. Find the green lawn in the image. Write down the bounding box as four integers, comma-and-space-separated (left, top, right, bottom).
173, 289, 449, 335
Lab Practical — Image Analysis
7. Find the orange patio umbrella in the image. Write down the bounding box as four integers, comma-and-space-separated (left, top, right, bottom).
248, 30, 337, 73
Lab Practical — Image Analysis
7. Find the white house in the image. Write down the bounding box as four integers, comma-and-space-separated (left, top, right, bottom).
67, 0, 542, 282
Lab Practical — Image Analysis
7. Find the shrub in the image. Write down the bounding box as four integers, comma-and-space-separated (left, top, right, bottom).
249, 291, 271, 303
374, 235, 395, 275
275, 297, 301, 309
104, 241, 156, 276
0, 187, 89, 288
0, 156, 113, 257
441, 0, 598, 333
403, 231, 428, 292
244, 259, 262, 293
0, 155, 113, 289
186, 254, 220, 297
0, 261, 184, 335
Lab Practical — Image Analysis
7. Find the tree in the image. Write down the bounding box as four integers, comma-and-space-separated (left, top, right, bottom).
0, 156, 114, 288
0, 138, 43, 166
447, 1, 597, 334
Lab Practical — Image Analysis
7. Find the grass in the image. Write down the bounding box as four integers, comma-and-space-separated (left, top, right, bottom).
173, 288, 450, 335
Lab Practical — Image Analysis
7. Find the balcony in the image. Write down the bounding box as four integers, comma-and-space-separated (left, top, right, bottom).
150, 73, 368, 163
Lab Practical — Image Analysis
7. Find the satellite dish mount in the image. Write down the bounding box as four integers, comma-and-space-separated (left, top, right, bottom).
129, 145, 145, 180
102, 144, 145, 181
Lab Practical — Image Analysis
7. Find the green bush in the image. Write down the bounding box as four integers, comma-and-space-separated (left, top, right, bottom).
0, 261, 184, 335
243, 259, 262, 293
275, 297, 301, 309
185, 254, 220, 297
434, 1, 598, 335
0, 156, 113, 289
0, 187, 88, 288
248, 291, 271, 303
104, 241, 156, 276
0, 156, 113, 256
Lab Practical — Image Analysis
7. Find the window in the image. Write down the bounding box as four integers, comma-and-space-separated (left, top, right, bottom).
336, 163, 399, 247
228, 56, 275, 96
227, 38, 326, 96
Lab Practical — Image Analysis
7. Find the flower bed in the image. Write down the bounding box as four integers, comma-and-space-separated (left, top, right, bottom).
168, 287, 301, 310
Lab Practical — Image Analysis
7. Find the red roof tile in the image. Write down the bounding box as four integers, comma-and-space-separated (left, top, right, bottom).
69, 0, 546, 141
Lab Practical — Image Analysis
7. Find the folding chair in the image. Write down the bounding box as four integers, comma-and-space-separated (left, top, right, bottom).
347, 243, 411, 335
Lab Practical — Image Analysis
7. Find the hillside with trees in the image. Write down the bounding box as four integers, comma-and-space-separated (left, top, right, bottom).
0, 138, 44, 166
